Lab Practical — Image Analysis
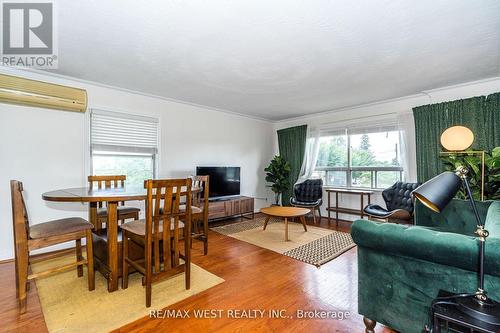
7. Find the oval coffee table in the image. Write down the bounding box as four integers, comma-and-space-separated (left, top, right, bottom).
260, 206, 310, 241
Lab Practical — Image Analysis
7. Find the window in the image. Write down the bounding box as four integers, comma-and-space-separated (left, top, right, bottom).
90, 110, 159, 186
313, 128, 403, 189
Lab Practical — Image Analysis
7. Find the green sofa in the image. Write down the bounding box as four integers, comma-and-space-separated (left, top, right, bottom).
351, 199, 500, 333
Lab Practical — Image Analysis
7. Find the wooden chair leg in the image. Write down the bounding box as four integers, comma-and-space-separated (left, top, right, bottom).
185, 227, 191, 290
85, 230, 95, 291
203, 216, 209, 255
312, 208, 317, 224
145, 233, 152, 307
76, 239, 83, 277
122, 231, 129, 290
317, 206, 322, 220
16, 250, 28, 313
363, 316, 376, 333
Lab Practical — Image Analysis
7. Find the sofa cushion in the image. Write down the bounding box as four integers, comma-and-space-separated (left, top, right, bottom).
351, 219, 500, 276
485, 201, 500, 238
414, 199, 492, 234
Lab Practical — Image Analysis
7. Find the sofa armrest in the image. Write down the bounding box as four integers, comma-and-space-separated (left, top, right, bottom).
351, 219, 500, 276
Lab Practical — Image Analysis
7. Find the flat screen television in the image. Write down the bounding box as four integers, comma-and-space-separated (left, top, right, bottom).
196, 166, 240, 199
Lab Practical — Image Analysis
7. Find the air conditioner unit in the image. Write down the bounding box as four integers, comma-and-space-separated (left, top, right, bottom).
0, 74, 87, 112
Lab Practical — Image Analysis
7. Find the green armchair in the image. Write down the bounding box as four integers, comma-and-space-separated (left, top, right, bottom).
351, 199, 500, 333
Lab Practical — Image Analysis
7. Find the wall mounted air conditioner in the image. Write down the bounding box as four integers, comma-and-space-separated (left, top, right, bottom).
0, 74, 87, 112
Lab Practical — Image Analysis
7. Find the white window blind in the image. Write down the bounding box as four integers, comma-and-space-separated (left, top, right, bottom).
90, 109, 159, 155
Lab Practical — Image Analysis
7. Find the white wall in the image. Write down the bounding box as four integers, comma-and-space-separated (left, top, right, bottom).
273, 76, 500, 220
0, 68, 275, 260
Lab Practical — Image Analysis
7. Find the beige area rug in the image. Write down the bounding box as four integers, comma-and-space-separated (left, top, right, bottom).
32, 255, 224, 333
211, 217, 355, 267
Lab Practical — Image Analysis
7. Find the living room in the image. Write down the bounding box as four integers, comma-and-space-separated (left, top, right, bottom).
1, 1, 500, 332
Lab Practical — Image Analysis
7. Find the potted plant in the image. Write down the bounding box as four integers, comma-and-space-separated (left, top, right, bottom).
441, 146, 500, 200
264, 155, 291, 205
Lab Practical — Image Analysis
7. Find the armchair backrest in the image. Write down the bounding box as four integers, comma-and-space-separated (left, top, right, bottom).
382, 182, 421, 213
293, 179, 323, 202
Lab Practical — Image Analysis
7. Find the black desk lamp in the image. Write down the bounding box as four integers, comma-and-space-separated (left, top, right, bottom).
413, 166, 500, 324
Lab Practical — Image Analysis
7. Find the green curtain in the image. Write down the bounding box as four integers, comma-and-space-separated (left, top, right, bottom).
277, 125, 307, 206
413, 92, 500, 182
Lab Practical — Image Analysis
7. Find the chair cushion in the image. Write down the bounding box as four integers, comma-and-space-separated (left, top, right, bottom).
363, 204, 391, 218
290, 197, 322, 207
121, 219, 185, 236
363, 204, 412, 220
97, 206, 140, 217
29, 217, 93, 239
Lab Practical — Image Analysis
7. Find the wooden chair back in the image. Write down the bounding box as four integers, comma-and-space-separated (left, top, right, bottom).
10, 180, 29, 260
88, 175, 126, 207
191, 175, 209, 214
145, 178, 192, 273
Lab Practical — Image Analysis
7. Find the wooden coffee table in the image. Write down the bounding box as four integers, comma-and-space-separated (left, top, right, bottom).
260, 206, 310, 241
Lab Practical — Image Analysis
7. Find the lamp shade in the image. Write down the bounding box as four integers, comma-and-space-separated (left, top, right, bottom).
440, 126, 474, 151
412, 172, 462, 213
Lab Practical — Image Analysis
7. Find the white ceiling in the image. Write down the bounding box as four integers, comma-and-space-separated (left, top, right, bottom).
51, 0, 500, 120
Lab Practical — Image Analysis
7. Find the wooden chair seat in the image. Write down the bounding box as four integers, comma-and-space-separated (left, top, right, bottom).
179, 204, 203, 215
97, 206, 141, 217
122, 178, 192, 307
29, 217, 92, 239
121, 219, 185, 236
88, 175, 140, 230
11, 180, 94, 314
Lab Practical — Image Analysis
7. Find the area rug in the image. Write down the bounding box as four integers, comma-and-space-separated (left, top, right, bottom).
32, 254, 224, 333
211, 217, 355, 267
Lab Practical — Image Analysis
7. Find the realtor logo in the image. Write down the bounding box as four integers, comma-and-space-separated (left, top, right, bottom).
1, 1, 57, 68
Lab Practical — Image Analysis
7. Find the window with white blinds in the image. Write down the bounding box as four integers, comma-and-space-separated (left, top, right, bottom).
90, 109, 159, 185
90, 110, 159, 155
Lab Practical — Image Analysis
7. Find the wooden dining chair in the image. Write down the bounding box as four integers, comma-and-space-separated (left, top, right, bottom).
184, 176, 209, 255
88, 175, 140, 230
121, 178, 192, 307
10, 180, 95, 314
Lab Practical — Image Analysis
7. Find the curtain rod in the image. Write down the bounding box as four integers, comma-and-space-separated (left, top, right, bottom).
316, 111, 398, 129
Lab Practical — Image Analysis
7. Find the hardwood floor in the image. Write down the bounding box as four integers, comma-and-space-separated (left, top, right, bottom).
0, 216, 394, 333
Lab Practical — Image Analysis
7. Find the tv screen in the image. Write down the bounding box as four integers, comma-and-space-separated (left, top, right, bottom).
196, 166, 240, 199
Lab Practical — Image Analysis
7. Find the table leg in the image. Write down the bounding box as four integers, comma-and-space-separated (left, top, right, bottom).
88, 202, 99, 230
327, 192, 331, 225
336, 192, 339, 226
263, 216, 270, 230
300, 216, 307, 232
284, 217, 288, 241
107, 201, 118, 292
361, 194, 364, 219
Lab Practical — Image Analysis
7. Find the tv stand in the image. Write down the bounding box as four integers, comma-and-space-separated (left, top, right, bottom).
207, 196, 255, 221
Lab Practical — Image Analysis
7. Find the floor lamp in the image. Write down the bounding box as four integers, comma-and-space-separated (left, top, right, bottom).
439, 125, 485, 200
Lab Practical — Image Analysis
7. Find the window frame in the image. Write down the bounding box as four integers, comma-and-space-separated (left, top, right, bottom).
315, 129, 403, 189
89, 109, 159, 181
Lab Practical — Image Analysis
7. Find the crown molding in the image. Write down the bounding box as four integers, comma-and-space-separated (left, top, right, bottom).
275, 76, 500, 124
0, 65, 273, 124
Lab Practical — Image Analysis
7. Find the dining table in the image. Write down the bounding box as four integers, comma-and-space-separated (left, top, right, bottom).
42, 184, 199, 292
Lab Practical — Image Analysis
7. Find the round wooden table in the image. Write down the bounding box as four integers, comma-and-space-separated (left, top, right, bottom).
42, 185, 198, 292
260, 206, 310, 241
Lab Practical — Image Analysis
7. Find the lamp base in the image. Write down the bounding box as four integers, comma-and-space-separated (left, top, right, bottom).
457, 296, 500, 325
